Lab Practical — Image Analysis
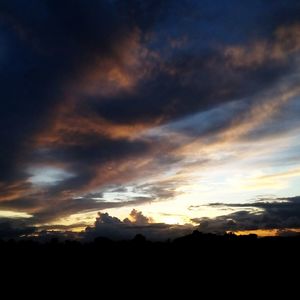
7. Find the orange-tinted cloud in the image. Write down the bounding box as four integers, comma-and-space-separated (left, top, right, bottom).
224, 23, 300, 68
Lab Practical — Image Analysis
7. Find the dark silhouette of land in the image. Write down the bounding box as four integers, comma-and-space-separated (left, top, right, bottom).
1, 230, 300, 265
1, 230, 300, 287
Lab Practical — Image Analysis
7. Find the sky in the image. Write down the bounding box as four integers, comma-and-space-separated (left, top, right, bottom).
1, 0, 300, 240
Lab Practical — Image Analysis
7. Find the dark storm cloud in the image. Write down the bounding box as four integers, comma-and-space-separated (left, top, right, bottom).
30, 135, 151, 193
191, 196, 300, 233
0, 0, 170, 223
0, 197, 40, 211
0, 218, 36, 239
34, 136, 150, 165
0, 0, 167, 182
82, 0, 300, 126
85, 51, 291, 125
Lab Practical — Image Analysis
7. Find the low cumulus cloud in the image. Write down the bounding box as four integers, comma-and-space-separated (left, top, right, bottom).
85, 209, 192, 241
191, 196, 300, 233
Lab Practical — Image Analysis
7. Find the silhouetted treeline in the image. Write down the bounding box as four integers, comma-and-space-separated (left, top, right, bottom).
1, 231, 300, 280
1, 230, 300, 258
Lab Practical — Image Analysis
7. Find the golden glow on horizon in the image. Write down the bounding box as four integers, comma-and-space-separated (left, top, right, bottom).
232, 228, 300, 237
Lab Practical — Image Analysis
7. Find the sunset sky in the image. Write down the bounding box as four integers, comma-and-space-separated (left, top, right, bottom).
1, 0, 300, 239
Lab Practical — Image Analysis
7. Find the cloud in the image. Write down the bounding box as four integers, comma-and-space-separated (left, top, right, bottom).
124, 209, 153, 224
0, 0, 168, 182
0, 218, 36, 239
191, 196, 300, 233
84, 209, 192, 241
240, 167, 300, 190
224, 24, 300, 68
1, 0, 300, 228
0, 190, 156, 225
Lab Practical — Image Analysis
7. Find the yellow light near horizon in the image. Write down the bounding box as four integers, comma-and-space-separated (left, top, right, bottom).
232, 229, 277, 236
231, 229, 297, 237
158, 215, 185, 225
0, 210, 32, 218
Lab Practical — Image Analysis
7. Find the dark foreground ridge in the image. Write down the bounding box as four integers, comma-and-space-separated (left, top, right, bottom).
1, 230, 300, 264
2, 231, 300, 285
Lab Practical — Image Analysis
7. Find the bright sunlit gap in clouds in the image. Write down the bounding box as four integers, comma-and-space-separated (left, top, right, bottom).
0, 211, 32, 219
28, 167, 75, 186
